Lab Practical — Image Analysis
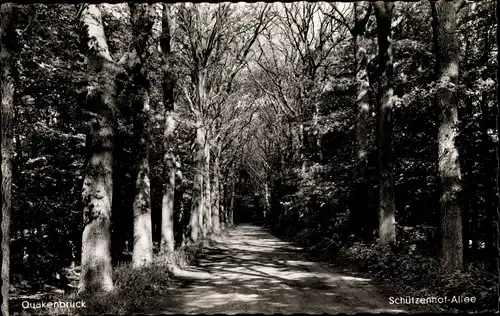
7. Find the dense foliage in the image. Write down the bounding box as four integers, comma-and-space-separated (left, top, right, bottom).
1, 1, 497, 314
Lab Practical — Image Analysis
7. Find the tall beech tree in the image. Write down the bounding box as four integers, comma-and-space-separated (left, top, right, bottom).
353, 2, 372, 169
374, 1, 396, 246
327, 2, 373, 165
129, 3, 156, 268
326, 2, 374, 240
160, 3, 176, 253
431, 0, 464, 272
79, 4, 119, 292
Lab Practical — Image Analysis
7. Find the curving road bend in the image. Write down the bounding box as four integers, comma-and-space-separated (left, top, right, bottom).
154, 224, 405, 314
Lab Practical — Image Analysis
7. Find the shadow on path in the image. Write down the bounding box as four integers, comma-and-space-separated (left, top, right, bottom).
148, 224, 405, 314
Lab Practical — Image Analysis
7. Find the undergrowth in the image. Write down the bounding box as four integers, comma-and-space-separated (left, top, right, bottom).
287, 226, 498, 314
12, 239, 211, 315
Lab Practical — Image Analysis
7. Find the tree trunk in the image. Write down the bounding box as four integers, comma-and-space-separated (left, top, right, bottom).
132, 86, 153, 267
431, 0, 463, 272
1, 4, 15, 313
79, 4, 118, 293
184, 122, 205, 245
290, 122, 304, 173
161, 112, 176, 253
191, 68, 208, 241
355, 32, 371, 164
130, 3, 155, 267
203, 133, 212, 236
229, 182, 235, 227
374, 1, 396, 246
299, 123, 307, 177
350, 1, 372, 238
160, 3, 175, 254
198, 127, 207, 239
211, 149, 221, 235
264, 180, 271, 221
79, 87, 115, 292
220, 182, 226, 231
313, 103, 323, 161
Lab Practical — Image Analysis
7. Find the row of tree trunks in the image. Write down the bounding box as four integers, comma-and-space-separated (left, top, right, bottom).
79, 2, 158, 291
179, 37, 241, 244
1, 4, 16, 315
374, 1, 396, 246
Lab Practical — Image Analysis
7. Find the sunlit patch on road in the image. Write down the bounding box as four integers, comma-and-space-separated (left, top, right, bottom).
154, 225, 405, 314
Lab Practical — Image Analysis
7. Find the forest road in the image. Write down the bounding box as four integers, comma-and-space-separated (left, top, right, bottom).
154, 224, 405, 314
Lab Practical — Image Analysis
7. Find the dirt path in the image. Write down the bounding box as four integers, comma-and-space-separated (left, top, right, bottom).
155, 225, 405, 314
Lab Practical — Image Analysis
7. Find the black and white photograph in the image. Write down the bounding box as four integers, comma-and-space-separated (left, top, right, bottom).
1, 1, 498, 315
